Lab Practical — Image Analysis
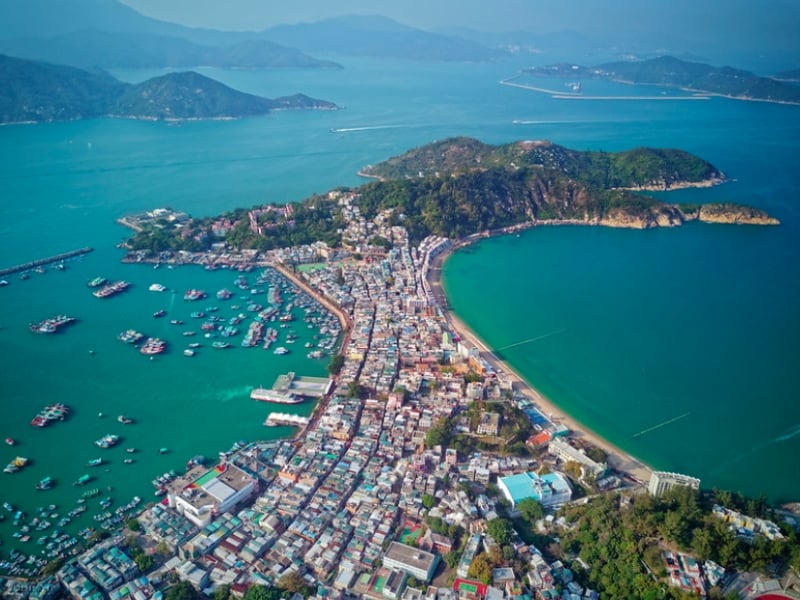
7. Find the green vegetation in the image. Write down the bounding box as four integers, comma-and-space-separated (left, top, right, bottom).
0, 54, 337, 124
526, 56, 800, 105
556, 488, 800, 598
123, 137, 776, 255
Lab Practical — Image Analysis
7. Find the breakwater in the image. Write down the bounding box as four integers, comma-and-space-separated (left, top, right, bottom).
0, 247, 93, 277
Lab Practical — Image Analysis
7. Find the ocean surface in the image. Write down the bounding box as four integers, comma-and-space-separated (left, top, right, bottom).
1, 54, 799, 552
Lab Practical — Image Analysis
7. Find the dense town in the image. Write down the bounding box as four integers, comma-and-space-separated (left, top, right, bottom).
4, 195, 800, 600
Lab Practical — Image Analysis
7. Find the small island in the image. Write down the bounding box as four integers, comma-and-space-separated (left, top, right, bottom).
119, 137, 778, 258
0, 54, 338, 124
520, 55, 800, 105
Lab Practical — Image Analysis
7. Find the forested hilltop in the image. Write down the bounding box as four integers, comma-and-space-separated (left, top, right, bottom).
122, 137, 778, 254
0, 54, 337, 123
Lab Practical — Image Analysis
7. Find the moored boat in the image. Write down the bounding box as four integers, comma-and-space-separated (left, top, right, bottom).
140, 337, 166, 355
35, 477, 53, 491
87, 458, 103, 467
118, 329, 144, 344
148, 283, 167, 292
250, 388, 304, 404
5, 437, 14, 446
184, 289, 206, 301
74, 474, 91, 486
94, 434, 119, 449
29, 315, 76, 334
87, 276, 107, 288
117, 415, 133, 425
92, 280, 130, 299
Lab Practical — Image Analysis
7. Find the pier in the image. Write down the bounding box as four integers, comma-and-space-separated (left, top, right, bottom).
0, 247, 93, 277
271, 371, 333, 398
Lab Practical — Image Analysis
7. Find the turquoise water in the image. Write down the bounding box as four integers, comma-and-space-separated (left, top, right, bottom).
1, 56, 798, 554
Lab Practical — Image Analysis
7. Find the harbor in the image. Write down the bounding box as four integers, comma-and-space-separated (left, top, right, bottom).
0, 259, 341, 565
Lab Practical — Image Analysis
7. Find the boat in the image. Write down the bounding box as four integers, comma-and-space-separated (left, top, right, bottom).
117, 415, 133, 425
148, 283, 167, 292
170, 319, 184, 325
5, 437, 14, 446
273, 346, 289, 355
216, 288, 233, 300
92, 280, 130, 299
94, 434, 119, 449
185, 455, 205, 470
125, 448, 136, 453
35, 477, 53, 491
87, 276, 107, 288
212, 341, 231, 349
188, 342, 201, 348
123, 458, 134, 464
153, 309, 167, 318
250, 388, 304, 404
118, 329, 144, 344
140, 337, 166, 355
73, 474, 91, 486
87, 458, 103, 467
183, 349, 195, 357
183, 289, 206, 301
29, 315, 76, 334
2, 502, 13, 511
158, 447, 169, 454
30, 403, 70, 427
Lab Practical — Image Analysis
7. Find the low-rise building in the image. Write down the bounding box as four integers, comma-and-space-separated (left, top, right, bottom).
498, 471, 572, 509
383, 542, 440, 583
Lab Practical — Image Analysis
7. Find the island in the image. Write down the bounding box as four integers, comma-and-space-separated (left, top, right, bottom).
0, 54, 338, 124
520, 55, 800, 105
120, 137, 778, 257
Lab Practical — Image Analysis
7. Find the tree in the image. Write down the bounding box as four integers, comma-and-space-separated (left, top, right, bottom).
213, 585, 232, 600
165, 581, 197, 600
421, 494, 437, 510
328, 354, 345, 375
244, 586, 281, 600
155, 541, 172, 557
467, 553, 493, 584
486, 517, 515, 544
278, 571, 309, 595
134, 552, 154, 573
127, 518, 141, 531
517, 498, 544, 523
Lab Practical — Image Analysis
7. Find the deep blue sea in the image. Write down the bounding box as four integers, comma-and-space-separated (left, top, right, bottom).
1, 55, 798, 553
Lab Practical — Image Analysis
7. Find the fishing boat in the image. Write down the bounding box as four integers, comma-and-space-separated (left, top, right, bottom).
158, 447, 169, 454
73, 474, 91, 486
94, 434, 119, 449
140, 337, 166, 355
117, 415, 133, 425
149, 283, 167, 292
118, 329, 144, 344
123, 458, 134, 464
5, 437, 14, 446
153, 309, 167, 318
87, 458, 103, 467
35, 477, 53, 491
212, 341, 231, 349
87, 276, 107, 288
125, 448, 136, 453
29, 315, 76, 334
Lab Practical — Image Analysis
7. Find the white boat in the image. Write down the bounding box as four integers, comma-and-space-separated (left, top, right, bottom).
273, 347, 289, 355
149, 283, 167, 292
250, 388, 303, 404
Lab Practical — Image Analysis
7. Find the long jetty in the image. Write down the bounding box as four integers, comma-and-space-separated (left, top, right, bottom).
0, 247, 93, 277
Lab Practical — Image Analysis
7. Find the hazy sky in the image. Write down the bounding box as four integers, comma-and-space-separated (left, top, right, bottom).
120, 0, 800, 42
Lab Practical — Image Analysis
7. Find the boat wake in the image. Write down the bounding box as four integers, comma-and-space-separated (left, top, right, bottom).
216, 386, 252, 403
774, 423, 800, 443
330, 125, 404, 133
631, 411, 691, 438
495, 328, 567, 351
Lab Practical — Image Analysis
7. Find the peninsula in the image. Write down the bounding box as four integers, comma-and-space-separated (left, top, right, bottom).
0, 54, 338, 124
522, 55, 800, 105
121, 137, 777, 256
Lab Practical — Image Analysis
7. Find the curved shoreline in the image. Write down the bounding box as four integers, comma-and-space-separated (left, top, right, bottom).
425, 230, 654, 484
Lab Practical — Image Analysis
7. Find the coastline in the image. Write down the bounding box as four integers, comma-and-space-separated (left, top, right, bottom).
426, 233, 654, 485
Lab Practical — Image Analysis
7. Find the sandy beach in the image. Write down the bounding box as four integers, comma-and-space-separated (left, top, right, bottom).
426, 237, 654, 485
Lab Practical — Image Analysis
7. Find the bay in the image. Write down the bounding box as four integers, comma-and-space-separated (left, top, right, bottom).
1, 55, 798, 555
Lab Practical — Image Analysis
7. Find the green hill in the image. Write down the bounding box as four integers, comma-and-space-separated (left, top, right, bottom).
0, 54, 337, 124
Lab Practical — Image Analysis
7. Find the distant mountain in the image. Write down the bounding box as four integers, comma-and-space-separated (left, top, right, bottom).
263, 15, 504, 62
525, 56, 800, 105
0, 30, 341, 70
0, 54, 337, 124
0, 0, 339, 69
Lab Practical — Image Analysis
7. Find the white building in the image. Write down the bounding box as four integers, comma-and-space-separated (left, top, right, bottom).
648, 471, 700, 497
170, 463, 257, 527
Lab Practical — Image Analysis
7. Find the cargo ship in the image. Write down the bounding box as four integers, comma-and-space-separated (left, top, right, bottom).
250, 388, 304, 404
